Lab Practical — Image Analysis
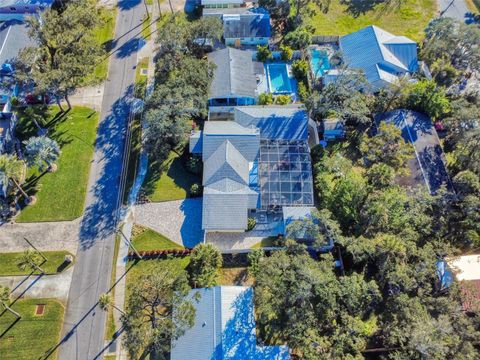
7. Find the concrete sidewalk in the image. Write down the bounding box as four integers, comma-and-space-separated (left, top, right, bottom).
0, 267, 74, 302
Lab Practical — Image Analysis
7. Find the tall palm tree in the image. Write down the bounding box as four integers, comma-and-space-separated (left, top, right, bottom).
98, 293, 125, 314
16, 249, 44, 274
0, 285, 21, 319
0, 154, 35, 204
24, 136, 60, 173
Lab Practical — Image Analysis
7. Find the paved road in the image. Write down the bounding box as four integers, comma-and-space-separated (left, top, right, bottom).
58, 1, 146, 359
438, 0, 471, 22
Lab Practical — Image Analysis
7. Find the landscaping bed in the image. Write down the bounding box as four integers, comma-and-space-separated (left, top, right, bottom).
15, 106, 99, 222
0, 298, 65, 359
0, 251, 74, 276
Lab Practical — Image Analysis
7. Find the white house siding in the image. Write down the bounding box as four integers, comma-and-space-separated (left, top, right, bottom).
225, 37, 269, 46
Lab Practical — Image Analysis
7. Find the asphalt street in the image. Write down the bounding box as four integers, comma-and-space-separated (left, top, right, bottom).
57, 1, 146, 359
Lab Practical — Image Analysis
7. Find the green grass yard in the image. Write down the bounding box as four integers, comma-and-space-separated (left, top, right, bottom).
0, 299, 65, 360
306, 0, 437, 42
143, 149, 201, 202
131, 225, 183, 251
0, 251, 73, 276
16, 106, 99, 222
90, 6, 118, 82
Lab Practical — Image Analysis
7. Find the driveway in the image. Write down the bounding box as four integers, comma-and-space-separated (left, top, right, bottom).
134, 199, 203, 248
0, 219, 80, 254
0, 268, 74, 302
438, 0, 471, 22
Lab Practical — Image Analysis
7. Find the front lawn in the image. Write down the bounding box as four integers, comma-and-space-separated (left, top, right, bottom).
142, 149, 201, 202
131, 225, 183, 251
16, 106, 99, 222
306, 0, 437, 42
0, 251, 73, 276
0, 298, 65, 360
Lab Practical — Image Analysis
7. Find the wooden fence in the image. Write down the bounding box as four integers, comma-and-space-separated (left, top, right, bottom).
312, 35, 340, 44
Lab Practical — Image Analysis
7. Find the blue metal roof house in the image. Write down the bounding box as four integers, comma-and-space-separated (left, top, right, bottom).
190, 105, 315, 233
171, 286, 290, 360
337, 25, 418, 90
223, 12, 271, 47
0, 0, 53, 21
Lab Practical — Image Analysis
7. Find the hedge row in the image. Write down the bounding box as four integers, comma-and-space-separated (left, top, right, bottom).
128, 248, 192, 260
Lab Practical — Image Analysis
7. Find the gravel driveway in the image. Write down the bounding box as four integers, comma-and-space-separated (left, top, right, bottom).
133, 199, 203, 248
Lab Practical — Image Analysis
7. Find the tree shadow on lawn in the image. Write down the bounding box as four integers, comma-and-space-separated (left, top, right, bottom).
141, 146, 201, 201
340, 0, 401, 18
79, 86, 134, 250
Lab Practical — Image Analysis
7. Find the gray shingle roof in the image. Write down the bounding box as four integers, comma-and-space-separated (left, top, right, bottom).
223, 13, 271, 39
203, 121, 260, 162
203, 140, 249, 186
208, 47, 258, 99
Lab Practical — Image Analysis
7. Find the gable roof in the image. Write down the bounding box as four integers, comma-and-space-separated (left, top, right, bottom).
203, 140, 249, 186
340, 25, 418, 87
171, 286, 290, 360
208, 47, 258, 99
203, 121, 260, 162
234, 105, 309, 141
223, 13, 271, 39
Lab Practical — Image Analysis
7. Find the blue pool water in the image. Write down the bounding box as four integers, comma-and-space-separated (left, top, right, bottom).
310, 49, 330, 77
266, 63, 292, 93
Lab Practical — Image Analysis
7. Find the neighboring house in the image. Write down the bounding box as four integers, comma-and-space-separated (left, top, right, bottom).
208, 47, 265, 111
223, 12, 271, 47
438, 255, 480, 313
322, 118, 345, 141
201, 0, 246, 9
335, 25, 418, 90
282, 206, 334, 251
203, 6, 253, 17
171, 286, 290, 360
0, 0, 53, 21
376, 109, 453, 195
190, 105, 314, 234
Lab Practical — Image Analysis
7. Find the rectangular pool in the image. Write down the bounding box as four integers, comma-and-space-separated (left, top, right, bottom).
266, 63, 293, 94
310, 49, 330, 78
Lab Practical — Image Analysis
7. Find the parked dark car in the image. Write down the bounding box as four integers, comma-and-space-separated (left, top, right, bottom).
25, 93, 50, 105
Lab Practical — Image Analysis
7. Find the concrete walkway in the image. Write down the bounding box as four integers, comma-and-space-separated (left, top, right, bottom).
0, 267, 74, 302
0, 218, 81, 254
69, 84, 105, 112
134, 199, 203, 248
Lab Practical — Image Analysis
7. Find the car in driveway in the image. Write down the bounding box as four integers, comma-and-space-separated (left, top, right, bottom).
25, 93, 50, 105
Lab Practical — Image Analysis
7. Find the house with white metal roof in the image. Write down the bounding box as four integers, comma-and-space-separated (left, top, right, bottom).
335, 25, 418, 90
0, 0, 53, 21
171, 286, 290, 360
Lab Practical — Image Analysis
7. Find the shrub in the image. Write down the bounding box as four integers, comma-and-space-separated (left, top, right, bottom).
186, 155, 202, 174
247, 249, 263, 278
10, 96, 19, 106
275, 94, 292, 105
403, 79, 450, 120
247, 217, 256, 231
297, 81, 309, 103
280, 44, 293, 61
134, 77, 147, 99
256, 45, 273, 62
292, 59, 309, 83
190, 183, 201, 197
189, 243, 223, 288
258, 93, 274, 105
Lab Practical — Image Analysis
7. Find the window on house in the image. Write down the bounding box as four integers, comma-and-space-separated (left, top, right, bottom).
10, 7, 17, 11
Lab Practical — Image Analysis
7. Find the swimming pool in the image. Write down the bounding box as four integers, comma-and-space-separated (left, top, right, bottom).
310, 49, 330, 78
266, 63, 293, 94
